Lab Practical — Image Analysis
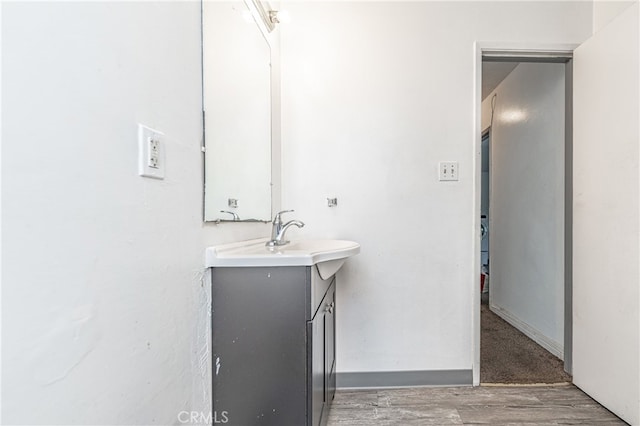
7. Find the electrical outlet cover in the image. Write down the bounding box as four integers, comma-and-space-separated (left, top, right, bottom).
138, 124, 165, 179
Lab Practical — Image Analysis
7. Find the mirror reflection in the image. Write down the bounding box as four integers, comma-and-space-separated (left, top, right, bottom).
203, 0, 272, 222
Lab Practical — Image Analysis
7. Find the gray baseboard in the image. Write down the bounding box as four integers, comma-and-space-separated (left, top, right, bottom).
336, 369, 473, 389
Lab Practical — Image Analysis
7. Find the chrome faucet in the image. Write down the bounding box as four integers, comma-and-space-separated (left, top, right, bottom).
220, 210, 240, 221
266, 210, 305, 247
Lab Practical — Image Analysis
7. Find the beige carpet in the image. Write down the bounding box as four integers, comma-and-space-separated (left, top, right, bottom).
481, 304, 572, 384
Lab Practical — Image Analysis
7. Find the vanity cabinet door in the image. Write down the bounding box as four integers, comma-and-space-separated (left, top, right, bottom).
308, 279, 336, 426
325, 283, 336, 404
309, 308, 326, 426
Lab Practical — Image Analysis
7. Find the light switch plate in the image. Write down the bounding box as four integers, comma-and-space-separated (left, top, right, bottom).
138, 124, 165, 179
439, 161, 459, 181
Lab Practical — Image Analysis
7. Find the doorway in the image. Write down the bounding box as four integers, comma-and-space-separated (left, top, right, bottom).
473, 50, 574, 385
473, 7, 638, 421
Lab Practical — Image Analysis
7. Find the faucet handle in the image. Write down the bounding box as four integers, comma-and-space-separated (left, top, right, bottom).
274, 209, 294, 222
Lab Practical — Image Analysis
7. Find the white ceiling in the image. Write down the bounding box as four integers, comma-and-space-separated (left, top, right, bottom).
482, 62, 519, 100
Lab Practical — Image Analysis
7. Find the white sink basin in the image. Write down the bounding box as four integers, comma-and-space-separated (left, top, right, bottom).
205, 238, 360, 279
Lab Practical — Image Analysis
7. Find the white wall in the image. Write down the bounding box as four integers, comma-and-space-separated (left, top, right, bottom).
593, 0, 637, 32
482, 63, 566, 358
281, 1, 592, 377
1, 2, 269, 424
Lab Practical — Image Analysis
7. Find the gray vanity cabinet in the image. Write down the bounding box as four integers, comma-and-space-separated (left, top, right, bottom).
211, 265, 336, 426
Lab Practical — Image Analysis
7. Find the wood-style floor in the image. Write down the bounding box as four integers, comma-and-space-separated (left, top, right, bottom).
326, 385, 627, 425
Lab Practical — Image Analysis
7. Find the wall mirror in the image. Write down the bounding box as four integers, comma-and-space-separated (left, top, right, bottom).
202, 0, 272, 222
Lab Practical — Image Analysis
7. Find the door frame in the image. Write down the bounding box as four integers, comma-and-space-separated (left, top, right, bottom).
472, 42, 578, 386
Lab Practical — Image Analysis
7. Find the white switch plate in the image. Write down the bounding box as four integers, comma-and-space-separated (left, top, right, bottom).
138, 124, 165, 179
439, 161, 458, 181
